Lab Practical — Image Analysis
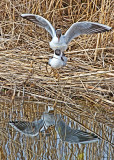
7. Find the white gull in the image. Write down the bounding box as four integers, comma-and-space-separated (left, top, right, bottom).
21, 14, 112, 52
48, 49, 67, 69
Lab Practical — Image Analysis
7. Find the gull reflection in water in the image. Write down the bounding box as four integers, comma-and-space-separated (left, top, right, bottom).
56, 117, 99, 144
9, 111, 99, 144
9, 119, 44, 137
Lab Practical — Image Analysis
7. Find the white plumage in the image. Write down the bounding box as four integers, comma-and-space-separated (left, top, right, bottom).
48, 49, 67, 69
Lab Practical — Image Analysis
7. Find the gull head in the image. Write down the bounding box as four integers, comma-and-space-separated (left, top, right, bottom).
55, 49, 61, 56
56, 29, 62, 41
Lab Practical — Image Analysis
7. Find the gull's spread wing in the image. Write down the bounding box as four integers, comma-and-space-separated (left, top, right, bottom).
64, 21, 111, 44
21, 14, 56, 37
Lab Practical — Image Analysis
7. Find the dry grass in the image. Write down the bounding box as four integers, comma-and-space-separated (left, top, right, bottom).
0, 0, 114, 147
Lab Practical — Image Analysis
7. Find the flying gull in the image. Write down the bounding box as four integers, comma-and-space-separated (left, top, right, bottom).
21, 14, 112, 52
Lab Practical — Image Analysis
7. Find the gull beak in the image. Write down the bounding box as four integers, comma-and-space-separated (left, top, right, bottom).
56, 35, 60, 42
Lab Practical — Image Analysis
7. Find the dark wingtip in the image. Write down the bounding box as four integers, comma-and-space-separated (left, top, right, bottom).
106, 25, 112, 31
21, 14, 24, 17
9, 121, 13, 123
91, 133, 98, 138
20, 14, 23, 18
9, 121, 19, 124
21, 14, 27, 19
106, 27, 112, 31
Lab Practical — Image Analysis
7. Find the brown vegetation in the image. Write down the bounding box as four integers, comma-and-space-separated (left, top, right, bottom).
0, 0, 114, 147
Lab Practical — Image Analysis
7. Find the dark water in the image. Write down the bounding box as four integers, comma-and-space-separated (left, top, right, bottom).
0, 99, 113, 160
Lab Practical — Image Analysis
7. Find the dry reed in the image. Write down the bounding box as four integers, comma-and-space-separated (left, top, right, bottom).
0, 1, 114, 158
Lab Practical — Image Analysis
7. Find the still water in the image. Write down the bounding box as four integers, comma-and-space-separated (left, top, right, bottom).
0, 99, 113, 160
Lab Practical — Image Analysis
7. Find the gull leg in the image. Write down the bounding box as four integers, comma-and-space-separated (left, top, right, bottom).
52, 69, 56, 77
46, 64, 60, 80
53, 69, 60, 81
46, 63, 53, 75
46, 63, 49, 74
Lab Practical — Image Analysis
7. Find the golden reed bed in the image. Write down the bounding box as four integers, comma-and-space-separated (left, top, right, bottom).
0, 0, 114, 153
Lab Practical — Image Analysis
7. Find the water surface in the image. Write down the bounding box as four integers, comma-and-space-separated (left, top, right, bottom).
0, 99, 113, 160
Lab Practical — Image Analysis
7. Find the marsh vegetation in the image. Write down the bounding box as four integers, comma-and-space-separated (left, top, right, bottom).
0, 0, 113, 159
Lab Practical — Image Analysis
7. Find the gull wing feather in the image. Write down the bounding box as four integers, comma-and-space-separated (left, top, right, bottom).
64, 21, 112, 44
9, 119, 44, 136
21, 14, 56, 37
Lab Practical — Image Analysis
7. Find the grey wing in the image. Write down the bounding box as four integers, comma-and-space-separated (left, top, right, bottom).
63, 56, 67, 63
69, 130, 98, 143
62, 56, 67, 66
9, 121, 31, 131
64, 21, 112, 44
21, 14, 56, 37
9, 120, 44, 135
56, 119, 98, 143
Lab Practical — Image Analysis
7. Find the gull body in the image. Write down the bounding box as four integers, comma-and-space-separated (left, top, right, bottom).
21, 14, 112, 52
49, 36, 67, 52
48, 49, 67, 69
41, 111, 56, 128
